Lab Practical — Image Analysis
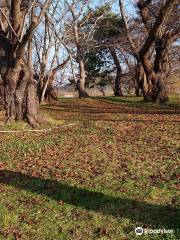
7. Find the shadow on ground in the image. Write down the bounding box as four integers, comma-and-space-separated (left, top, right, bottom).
42, 105, 180, 115
41, 97, 180, 116
0, 170, 179, 231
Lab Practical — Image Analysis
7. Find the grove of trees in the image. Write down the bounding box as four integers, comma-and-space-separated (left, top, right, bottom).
0, 0, 179, 127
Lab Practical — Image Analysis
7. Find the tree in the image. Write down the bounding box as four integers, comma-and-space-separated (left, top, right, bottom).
63, 1, 114, 98
84, 49, 114, 95
92, 5, 125, 96
33, 12, 70, 103
120, 0, 180, 103
0, 0, 50, 127
65, 0, 90, 98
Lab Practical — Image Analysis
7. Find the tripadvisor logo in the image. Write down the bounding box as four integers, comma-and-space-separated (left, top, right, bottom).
135, 227, 174, 235
135, 227, 144, 235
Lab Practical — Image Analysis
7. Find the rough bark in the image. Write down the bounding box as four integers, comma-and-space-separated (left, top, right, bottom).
138, 0, 178, 103
25, 74, 38, 127
136, 63, 148, 98
139, 0, 177, 59
110, 48, 123, 96
120, 0, 178, 103
151, 37, 170, 102
76, 55, 89, 98
39, 76, 58, 103
0, 75, 4, 108
1, 63, 38, 127
0, 0, 50, 126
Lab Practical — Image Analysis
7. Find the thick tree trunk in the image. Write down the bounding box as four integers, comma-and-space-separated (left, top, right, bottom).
151, 38, 169, 103
77, 78, 89, 98
137, 0, 177, 103
44, 84, 58, 103
0, 75, 5, 108
114, 72, 123, 96
2, 64, 38, 127
140, 37, 169, 103
4, 66, 22, 122
36, 75, 58, 104
136, 63, 148, 98
135, 87, 140, 97
110, 48, 123, 96
151, 73, 169, 103
0, 0, 50, 126
25, 75, 38, 127
40, 78, 49, 103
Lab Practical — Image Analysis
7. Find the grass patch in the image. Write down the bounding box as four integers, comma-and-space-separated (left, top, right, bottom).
96, 95, 180, 109
0, 97, 179, 239
0, 121, 31, 131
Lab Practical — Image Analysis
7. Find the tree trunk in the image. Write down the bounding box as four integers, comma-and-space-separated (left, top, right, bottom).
25, 74, 38, 127
44, 83, 58, 103
72, 16, 89, 99
140, 37, 169, 103
110, 48, 123, 96
0, 0, 50, 126
0, 75, 4, 108
77, 56, 89, 98
135, 87, 140, 97
101, 89, 106, 96
151, 37, 169, 103
36, 74, 58, 104
114, 71, 123, 96
2, 64, 38, 127
137, 0, 177, 103
98, 87, 105, 96
136, 63, 148, 98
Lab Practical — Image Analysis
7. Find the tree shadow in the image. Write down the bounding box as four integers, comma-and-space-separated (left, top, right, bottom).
41, 100, 180, 115
0, 170, 179, 231
42, 105, 180, 116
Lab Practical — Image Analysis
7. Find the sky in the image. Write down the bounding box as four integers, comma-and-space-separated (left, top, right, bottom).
111, 0, 136, 17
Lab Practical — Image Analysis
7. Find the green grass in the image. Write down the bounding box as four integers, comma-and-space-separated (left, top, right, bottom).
96, 95, 180, 109
0, 96, 179, 239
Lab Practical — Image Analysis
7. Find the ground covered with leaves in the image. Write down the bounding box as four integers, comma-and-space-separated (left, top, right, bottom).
0, 96, 180, 240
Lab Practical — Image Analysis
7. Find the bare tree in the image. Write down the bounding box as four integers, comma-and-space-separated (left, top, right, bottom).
65, 0, 90, 98
33, 8, 70, 103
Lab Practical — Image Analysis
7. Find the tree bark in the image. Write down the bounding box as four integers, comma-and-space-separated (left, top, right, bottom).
0, 0, 50, 126
2, 63, 38, 127
77, 56, 89, 98
120, 0, 178, 103
136, 63, 148, 98
138, 0, 178, 103
0, 76, 4, 108
151, 37, 170, 103
37, 56, 70, 103
71, 12, 89, 99
110, 48, 123, 96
